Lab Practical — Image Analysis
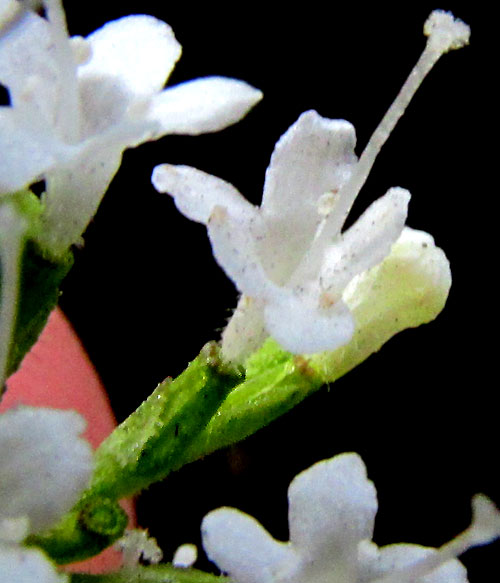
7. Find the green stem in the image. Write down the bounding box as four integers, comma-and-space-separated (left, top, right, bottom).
70, 564, 228, 583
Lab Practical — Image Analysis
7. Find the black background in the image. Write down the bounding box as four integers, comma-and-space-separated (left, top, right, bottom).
56, 2, 494, 580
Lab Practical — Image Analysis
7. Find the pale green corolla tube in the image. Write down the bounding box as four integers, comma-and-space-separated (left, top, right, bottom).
311, 226, 451, 382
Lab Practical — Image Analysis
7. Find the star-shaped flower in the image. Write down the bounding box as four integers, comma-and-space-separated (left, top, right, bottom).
153, 112, 410, 360
0, 0, 262, 255
202, 453, 500, 583
152, 10, 468, 363
0, 406, 93, 582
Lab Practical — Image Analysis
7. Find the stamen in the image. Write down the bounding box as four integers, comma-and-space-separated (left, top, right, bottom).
323, 10, 470, 241
116, 529, 163, 568
70, 35, 92, 66
371, 495, 500, 583
317, 190, 338, 217
43, 0, 80, 142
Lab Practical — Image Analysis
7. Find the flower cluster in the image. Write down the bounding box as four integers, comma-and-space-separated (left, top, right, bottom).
202, 453, 500, 583
1, 3, 488, 583
0, 0, 262, 256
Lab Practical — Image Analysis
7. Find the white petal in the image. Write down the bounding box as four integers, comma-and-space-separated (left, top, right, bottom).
221, 295, 268, 364
0, 107, 66, 192
264, 291, 355, 354
261, 110, 357, 240
0, 516, 30, 544
81, 15, 181, 96
0, 407, 93, 533
358, 542, 468, 583
38, 142, 123, 254
0, 545, 68, 583
152, 164, 254, 224
202, 507, 295, 583
288, 454, 377, 559
207, 204, 274, 299
0, 9, 60, 124
320, 187, 410, 294
148, 77, 263, 136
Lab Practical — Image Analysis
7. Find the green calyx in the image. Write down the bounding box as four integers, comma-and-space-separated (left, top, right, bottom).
27, 495, 128, 565
0, 190, 74, 382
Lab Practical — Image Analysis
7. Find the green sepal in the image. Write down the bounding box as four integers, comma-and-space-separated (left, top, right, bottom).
7, 238, 73, 375
1, 190, 74, 379
182, 339, 323, 464
88, 343, 242, 500
26, 495, 128, 564
70, 564, 227, 583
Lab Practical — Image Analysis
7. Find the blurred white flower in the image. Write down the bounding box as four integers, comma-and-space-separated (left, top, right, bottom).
202, 453, 500, 583
0, 406, 93, 583
0, 0, 262, 255
152, 10, 468, 363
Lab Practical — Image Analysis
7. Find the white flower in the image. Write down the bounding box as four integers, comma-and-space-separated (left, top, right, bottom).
0, 0, 262, 255
0, 406, 93, 582
152, 10, 469, 363
202, 453, 500, 583
153, 114, 409, 360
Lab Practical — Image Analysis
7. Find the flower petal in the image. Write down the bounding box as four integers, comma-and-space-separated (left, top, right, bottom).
0, 407, 93, 533
38, 142, 123, 254
320, 187, 410, 295
288, 453, 377, 561
0, 107, 66, 192
261, 110, 357, 248
148, 76, 262, 136
221, 295, 268, 364
358, 541, 468, 583
152, 164, 254, 224
81, 15, 181, 96
202, 507, 296, 583
264, 291, 355, 354
207, 204, 273, 299
0, 545, 68, 583
0, 9, 60, 124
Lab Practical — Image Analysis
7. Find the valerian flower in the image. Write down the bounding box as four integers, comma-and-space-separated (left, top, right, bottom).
202, 453, 500, 583
152, 10, 469, 363
0, 0, 262, 256
0, 406, 93, 582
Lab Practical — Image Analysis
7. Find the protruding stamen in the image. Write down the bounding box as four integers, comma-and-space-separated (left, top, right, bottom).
371, 495, 500, 583
424, 10, 470, 53
323, 10, 470, 240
